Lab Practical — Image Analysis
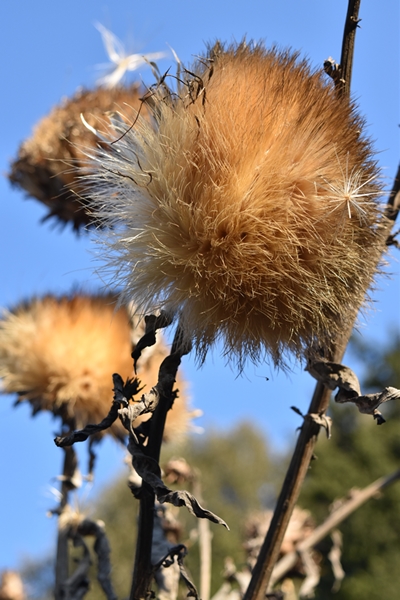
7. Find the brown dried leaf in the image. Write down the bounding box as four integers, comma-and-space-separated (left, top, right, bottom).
75, 519, 117, 600
307, 360, 400, 424
328, 530, 345, 593
128, 439, 228, 528
163, 458, 195, 485
154, 545, 199, 600
298, 548, 320, 598
306, 361, 361, 396
336, 386, 400, 424
309, 413, 332, 438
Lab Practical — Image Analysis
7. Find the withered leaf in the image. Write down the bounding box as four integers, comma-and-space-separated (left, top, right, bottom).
306, 361, 361, 396
154, 545, 199, 599
309, 413, 332, 438
55, 378, 159, 448
128, 438, 229, 529
307, 360, 400, 424
336, 386, 400, 424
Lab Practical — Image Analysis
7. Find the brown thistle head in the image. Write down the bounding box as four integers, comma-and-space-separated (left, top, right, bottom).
0, 293, 192, 441
88, 42, 385, 367
8, 85, 149, 231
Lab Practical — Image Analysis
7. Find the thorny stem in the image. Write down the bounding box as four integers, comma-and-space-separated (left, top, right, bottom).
243, 1, 400, 598
55, 446, 78, 600
130, 325, 191, 600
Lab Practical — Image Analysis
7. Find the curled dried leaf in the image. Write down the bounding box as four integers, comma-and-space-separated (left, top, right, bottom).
307, 360, 400, 424
290, 406, 332, 438
128, 439, 228, 528
306, 361, 361, 396
309, 413, 332, 439
336, 386, 400, 424
328, 530, 345, 593
54, 375, 158, 447
153, 545, 199, 600
75, 519, 117, 600
131, 311, 174, 370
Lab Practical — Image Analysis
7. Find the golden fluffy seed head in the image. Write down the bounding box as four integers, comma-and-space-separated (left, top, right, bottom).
0, 294, 191, 440
9, 85, 148, 230
0, 570, 25, 600
90, 43, 385, 366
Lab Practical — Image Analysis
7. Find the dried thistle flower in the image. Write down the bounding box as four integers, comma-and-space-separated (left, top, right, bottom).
88, 43, 385, 366
0, 570, 25, 600
9, 85, 148, 230
0, 294, 191, 440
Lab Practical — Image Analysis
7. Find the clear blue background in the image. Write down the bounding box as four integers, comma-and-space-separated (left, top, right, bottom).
0, 0, 398, 572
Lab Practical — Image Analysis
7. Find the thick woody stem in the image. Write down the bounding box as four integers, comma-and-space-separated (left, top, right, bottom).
243, 381, 332, 600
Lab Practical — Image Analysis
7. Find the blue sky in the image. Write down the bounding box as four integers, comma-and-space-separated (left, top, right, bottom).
0, 0, 399, 575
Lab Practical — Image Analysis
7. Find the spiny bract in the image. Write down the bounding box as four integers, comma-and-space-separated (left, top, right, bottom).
89, 43, 384, 367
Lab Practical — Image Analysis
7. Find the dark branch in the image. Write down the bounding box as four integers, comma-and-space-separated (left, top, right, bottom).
324, 1, 361, 99
338, 0, 362, 98
129, 323, 192, 600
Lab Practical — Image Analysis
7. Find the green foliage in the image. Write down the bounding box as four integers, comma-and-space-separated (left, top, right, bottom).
161, 422, 274, 595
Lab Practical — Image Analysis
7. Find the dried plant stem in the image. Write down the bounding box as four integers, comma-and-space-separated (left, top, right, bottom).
198, 518, 212, 600
131, 483, 156, 600
386, 162, 400, 222
269, 468, 400, 588
55, 446, 77, 600
130, 326, 190, 600
243, 381, 332, 600
338, 0, 361, 98
193, 479, 212, 600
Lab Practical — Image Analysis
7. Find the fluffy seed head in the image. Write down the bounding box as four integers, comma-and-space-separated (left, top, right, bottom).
0, 294, 191, 440
9, 85, 149, 230
89, 43, 385, 366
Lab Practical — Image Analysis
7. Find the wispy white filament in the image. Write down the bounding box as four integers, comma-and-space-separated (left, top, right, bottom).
95, 22, 166, 88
